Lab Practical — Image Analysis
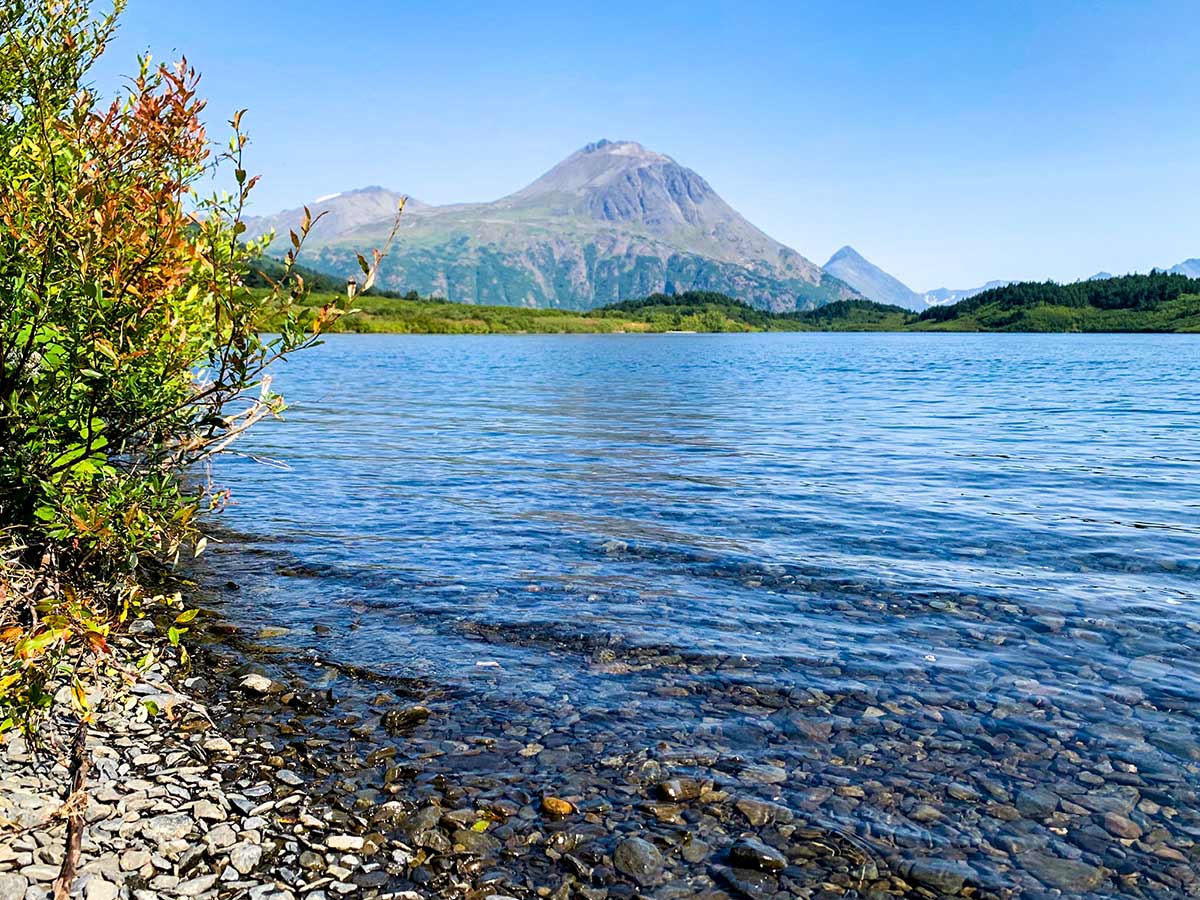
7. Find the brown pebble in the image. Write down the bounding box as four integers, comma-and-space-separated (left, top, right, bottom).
541, 796, 574, 817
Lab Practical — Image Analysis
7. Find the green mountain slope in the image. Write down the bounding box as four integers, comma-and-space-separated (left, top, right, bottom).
243, 141, 862, 313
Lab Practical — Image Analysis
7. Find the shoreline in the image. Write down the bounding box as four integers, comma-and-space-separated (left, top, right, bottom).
5, 569, 1198, 900
0, 614, 425, 900
0, 600, 957, 900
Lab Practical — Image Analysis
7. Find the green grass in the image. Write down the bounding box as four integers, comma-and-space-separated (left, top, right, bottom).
266, 278, 1200, 335
285, 290, 913, 334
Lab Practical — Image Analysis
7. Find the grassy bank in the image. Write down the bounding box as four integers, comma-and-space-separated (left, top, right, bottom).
279, 274, 1200, 335
289, 291, 913, 334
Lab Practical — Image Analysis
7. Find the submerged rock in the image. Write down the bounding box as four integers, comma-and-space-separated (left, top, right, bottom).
541, 796, 574, 817
1023, 852, 1106, 892
657, 778, 702, 801
728, 837, 786, 872
904, 858, 975, 894
382, 705, 430, 733
613, 837, 663, 885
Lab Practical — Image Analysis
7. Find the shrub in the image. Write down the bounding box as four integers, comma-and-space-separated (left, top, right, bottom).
0, 0, 401, 732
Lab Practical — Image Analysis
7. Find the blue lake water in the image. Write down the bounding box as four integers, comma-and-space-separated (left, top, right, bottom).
208, 333, 1200, 897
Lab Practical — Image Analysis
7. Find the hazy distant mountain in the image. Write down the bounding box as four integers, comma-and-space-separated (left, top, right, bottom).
822, 246, 925, 311
1086, 271, 1113, 281
921, 280, 1013, 307
244, 140, 861, 312
1168, 259, 1200, 277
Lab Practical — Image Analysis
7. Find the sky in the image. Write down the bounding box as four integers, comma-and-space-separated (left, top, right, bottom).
92, 0, 1200, 292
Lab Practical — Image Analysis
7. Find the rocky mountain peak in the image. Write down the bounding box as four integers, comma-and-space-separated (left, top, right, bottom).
827, 245, 867, 265
505, 139, 726, 235
823, 245, 925, 311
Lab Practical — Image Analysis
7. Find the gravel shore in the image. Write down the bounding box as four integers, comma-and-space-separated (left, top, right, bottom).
0, 630, 422, 900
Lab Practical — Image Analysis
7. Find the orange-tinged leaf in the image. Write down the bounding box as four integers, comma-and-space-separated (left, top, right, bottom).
86, 632, 111, 655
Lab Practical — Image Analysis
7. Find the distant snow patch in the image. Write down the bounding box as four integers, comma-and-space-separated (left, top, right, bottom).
314, 192, 342, 202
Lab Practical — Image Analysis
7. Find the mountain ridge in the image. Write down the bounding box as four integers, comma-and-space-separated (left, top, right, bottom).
243, 140, 861, 312
822, 245, 926, 311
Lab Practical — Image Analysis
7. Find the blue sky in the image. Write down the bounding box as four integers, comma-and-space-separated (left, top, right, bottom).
94, 1, 1200, 291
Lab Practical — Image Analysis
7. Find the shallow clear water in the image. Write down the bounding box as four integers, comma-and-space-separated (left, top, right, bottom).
208, 333, 1200, 897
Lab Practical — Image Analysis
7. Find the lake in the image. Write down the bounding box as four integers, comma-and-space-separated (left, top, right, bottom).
206, 333, 1200, 898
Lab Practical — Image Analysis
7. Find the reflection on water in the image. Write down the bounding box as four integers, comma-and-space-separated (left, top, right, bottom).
207, 333, 1200, 898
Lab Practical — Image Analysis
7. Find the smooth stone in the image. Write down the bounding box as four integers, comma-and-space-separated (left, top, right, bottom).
120, 848, 152, 872
326, 835, 364, 852
193, 799, 225, 821
681, 835, 710, 863
143, 812, 193, 842
1103, 812, 1142, 839
613, 837, 663, 885
728, 838, 786, 872
205, 824, 237, 851
947, 782, 981, 802
402, 807, 442, 834
202, 736, 234, 754
381, 706, 430, 732
452, 829, 501, 854
1024, 852, 1106, 892
905, 859, 975, 895
740, 764, 787, 785
735, 798, 793, 826
239, 674, 280, 695
541, 797, 574, 817
85, 879, 120, 900
911, 803, 942, 823
23, 865, 60, 883
0, 874, 26, 900
229, 842, 264, 875
1016, 788, 1059, 818
714, 865, 779, 899
658, 779, 701, 802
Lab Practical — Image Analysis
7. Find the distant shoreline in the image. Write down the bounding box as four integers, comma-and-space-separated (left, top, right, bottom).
264, 274, 1200, 336
311, 329, 1200, 337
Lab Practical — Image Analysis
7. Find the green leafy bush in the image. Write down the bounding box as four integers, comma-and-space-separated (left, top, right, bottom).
0, 0, 400, 732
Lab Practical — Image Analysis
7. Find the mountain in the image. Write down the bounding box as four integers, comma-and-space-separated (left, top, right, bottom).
1086, 271, 1113, 281
244, 140, 861, 312
822, 246, 925, 311
921, 280, 1013, 307
1168, 259, 1200, 277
